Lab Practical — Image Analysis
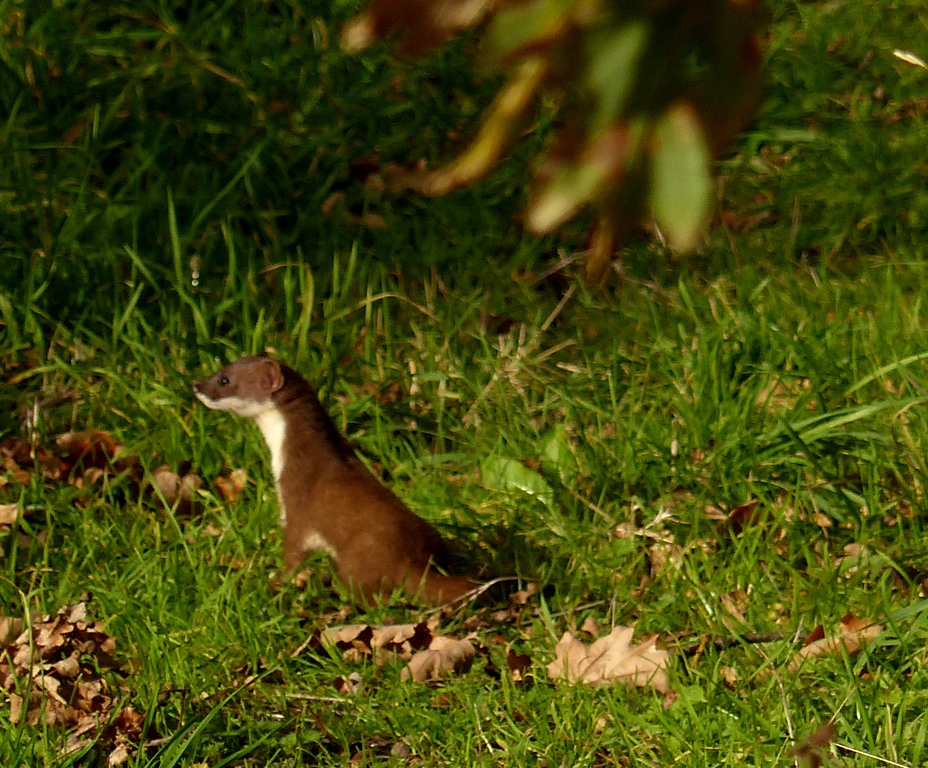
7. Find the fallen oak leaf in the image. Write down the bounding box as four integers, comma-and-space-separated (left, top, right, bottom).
547, 626, 670, 693
321, 623, 374, 661
787, 614, 883, 673
401, 635, 475, 683
9, 693, 24, 724
56, 430, 122, 470
107, 744, 130, 767
215, 468, 248, 503
0, 615, 24, 643
580, 615, 601, 637
149, 465, 203, 513
0, 503, 19, 525
371, 623, 433, 654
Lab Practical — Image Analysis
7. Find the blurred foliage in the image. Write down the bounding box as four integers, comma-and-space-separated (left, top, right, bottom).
344, 0, 766, 279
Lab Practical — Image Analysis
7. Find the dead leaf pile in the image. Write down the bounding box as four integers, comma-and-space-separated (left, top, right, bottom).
2, 431, 136, 493
1, 600, 146, 764
1, 431, 247, 514
547, 626, 670, 693
321, 622, 434, 664
318, 622, 477, 683
318, 620, 671, 690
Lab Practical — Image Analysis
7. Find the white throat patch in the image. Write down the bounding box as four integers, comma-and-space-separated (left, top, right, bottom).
255, 408, 287, 482
197, 391, 289, 524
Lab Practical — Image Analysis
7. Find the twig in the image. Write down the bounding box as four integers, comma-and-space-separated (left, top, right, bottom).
771, 657, 794, 743
421, 576, 524, 617
284, 693, 348, 703
546, 601, 609, 620
679, 631, 808, 657
562, 485, 615, 525
290, 632, 319, 659
835, 743, 911, 768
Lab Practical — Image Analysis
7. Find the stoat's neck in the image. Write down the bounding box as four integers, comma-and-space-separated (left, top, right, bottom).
254, 407, 287, 482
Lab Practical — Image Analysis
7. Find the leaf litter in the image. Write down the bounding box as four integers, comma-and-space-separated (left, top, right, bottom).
302, 584, 886, 697
317, 621, 476, 683
0, 425, 894, 740
0, 599, 148, 765
1, 429, 248, 516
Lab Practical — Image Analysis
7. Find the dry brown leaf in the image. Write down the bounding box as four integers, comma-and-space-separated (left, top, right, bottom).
321, 623, 434, 663
321, 623, 374, 658
720, 590, 749, 627
334, 671, 363, 694
0, 616, 24, 643
487, 582, 538, 624
727, 499, 762, 533
1, 433, 103, 489
372, 623, 433, 652
401, 635, 475, 683
107, 745, 130, 766
788, 615, 883, 673
579, 616, 600, 637
150, 465, 203, 512
0, 503, 19, 525
9, 693, 24, 724
547, 626, 670, 693
215, 468, 248, 503
719, 666, 738, 690
56, 430, 122, 469
506, 648, 532, 682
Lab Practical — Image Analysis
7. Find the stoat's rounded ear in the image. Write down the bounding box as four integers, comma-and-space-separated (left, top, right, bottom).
261, 358, 285, 394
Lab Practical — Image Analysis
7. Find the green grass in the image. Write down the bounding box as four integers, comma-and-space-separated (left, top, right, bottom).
4, 0, 928, 765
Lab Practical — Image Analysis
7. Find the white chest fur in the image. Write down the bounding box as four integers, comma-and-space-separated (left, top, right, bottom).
254, 408, 335, 556
253, 408, 287, 525
254, 408, 286, 481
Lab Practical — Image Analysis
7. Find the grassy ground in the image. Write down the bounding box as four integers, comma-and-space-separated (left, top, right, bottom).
3, 0, 928, 765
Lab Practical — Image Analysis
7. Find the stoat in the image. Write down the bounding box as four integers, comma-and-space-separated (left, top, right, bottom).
193, 356, 475, 605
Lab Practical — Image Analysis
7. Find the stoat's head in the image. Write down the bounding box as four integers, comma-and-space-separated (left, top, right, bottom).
193, 356, 285, 419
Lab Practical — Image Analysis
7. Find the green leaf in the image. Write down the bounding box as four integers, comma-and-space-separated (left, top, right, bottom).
527, 155, 610, 234
648, 103, 713, 252
480, 455, 554, 504
586, 20, 649, 130
484, 0, 577, 63
540, 424, 578, 482
528, 123, 639, 233
410, 59, 545, 195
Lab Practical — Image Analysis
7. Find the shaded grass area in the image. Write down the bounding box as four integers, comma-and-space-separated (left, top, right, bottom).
3, 0, 928, 765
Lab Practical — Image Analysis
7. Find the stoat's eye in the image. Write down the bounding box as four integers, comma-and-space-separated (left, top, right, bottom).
219, 375, 230, 386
